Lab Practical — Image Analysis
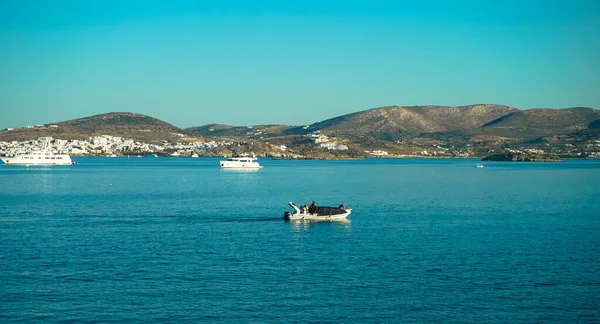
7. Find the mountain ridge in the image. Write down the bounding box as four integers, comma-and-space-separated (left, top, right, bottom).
299, 104, 519, 140
1, 105, 598, 144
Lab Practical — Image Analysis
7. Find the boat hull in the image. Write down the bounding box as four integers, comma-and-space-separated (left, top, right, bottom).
220, 164, 262, 169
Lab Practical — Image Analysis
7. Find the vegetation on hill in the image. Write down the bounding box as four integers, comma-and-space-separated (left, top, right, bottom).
479, 107, 600, 137
1, 105, 599, 159
184, 124, 293, 138
301, 104, 518, 141
0, 112, 201, 143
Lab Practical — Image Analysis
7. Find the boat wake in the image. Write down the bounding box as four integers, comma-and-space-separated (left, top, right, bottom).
142, 214, 284, 223
220, 217, 283, 223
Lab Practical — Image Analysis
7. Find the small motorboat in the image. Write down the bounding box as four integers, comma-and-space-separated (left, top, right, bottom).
476, 164, 484, 168
283, 202, 351, 221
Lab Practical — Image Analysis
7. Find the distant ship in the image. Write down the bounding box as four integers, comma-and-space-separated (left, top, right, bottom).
220, 154, 262, 169
1, 149, 73, 165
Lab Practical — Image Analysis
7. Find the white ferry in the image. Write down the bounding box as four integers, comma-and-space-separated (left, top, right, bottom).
1, 151, 73, 165
220, 154, 262, 169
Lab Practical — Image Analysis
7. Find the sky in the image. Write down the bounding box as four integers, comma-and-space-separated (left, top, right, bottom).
1, 0, 599, 129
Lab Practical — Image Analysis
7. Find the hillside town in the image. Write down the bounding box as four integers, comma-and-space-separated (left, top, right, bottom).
0, 135, 230, 157
1, 134, 599, 159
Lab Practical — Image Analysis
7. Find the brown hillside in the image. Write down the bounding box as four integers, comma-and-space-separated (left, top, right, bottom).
312, 104, 517, 140
0, 112, 200, 143
480, 107, 600, 137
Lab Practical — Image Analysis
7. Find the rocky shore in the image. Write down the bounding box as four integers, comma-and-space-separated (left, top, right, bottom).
482, 153, 561, 162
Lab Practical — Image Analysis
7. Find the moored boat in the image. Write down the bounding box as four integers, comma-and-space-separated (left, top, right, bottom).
1, 150, 73, 165
283, 202, 351, 221
1, 137, 74, 165
220, 154, 262, 169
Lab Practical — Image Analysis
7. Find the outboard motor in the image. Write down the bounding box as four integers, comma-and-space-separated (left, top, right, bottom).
283, 211, 291, 220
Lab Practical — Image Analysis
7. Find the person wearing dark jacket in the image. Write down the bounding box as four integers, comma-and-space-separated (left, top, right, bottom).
309, 201, 317, 214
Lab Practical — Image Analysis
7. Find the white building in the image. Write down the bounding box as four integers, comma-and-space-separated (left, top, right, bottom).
320, 143, 348, 150
368, 150, 389, 156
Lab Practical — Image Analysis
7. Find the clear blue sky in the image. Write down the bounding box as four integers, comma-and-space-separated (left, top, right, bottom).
1, 0, 598, 129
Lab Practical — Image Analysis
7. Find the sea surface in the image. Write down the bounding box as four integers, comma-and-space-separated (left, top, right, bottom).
1, 157, 599, 323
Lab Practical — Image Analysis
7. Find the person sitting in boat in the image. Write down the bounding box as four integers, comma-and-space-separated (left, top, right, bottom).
301, 205, 308, 214
338, 203, 345, 210
308, 201, 317, 214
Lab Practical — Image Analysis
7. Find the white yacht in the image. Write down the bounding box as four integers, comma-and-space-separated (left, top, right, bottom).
1, 150, 73, 165
220, 154, 262, 169
1, 137, 75, 165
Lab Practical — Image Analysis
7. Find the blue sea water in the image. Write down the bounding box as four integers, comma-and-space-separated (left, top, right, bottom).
1, 157, 599, 323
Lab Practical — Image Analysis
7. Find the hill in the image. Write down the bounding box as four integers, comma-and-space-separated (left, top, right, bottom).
298, 104, 518, 140
182, 104, 520, 141
2, 106, 599, 147
184, 124, 294, 139
0, 112, 200, 143
478, 107, 600, 137
269, 105, 599, 142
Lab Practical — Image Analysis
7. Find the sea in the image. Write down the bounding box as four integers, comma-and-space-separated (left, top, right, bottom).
1, 157, 599, 323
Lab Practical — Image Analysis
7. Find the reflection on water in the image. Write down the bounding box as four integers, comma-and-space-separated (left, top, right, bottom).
20, 167, 56, 194
288, 218, 352, 231
220, 168, 261, 172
